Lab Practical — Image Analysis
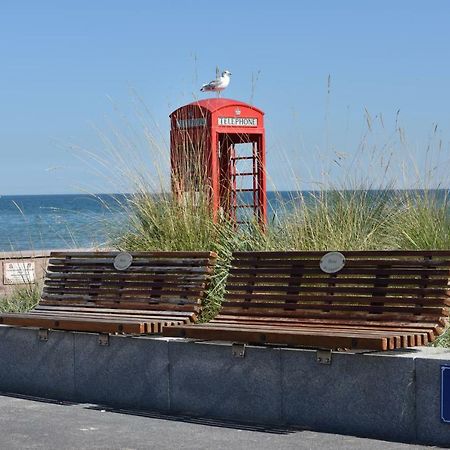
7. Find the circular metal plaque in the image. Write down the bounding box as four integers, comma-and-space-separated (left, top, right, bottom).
113, 252, 133, 271
320, 252, 345, 274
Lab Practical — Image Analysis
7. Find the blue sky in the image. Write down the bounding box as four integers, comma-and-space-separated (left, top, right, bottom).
1, 1, 450, 194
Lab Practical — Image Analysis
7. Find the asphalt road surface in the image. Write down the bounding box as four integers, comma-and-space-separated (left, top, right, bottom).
0, 393, 438, 449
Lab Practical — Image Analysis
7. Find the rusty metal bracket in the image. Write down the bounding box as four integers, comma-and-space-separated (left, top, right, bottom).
231, 343, 246, 358
316, 349, 332, 365
98, 334, 110, 346
38, 329, 49, 342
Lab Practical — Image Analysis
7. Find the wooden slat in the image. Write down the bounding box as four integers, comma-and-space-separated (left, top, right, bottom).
35, 305, 195, 318
225, 285, 450, 297
232, 250, 450, 258
41, 292, 199, 303
163, 324, 391, 351
44, 280, 206, 289
24, 311, 193, 324
39, 298, 201, 312
231, 259, 450, 268
46, 265, 213, 274
224, 293, 450, 307
222, 300, 447, 315
225, 275, 450, 287
210, 318, 434, 342
212, 314, 442, 331
219, 306, 447, 325
50, 251, 217, 258
43, 287, 203, 298
229, 267, 450, 276
0, 314, 147, 334
45, 272, 209, 281
49, 257, 215, 267
199, 322, 429, 346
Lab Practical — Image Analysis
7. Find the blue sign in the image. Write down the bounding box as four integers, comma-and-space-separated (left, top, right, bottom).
441, 365, 450, 423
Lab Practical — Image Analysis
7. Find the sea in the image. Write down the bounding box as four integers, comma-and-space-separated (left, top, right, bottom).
0, 190, 446, 252
0, 192, 296, 252
0, 194, 127, 252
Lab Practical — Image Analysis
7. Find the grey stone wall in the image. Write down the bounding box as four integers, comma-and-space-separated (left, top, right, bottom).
0, 328, 448, 446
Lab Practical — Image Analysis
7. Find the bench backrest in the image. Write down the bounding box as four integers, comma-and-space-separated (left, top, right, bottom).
41, 251, 217, 316
222, 251, 450, 327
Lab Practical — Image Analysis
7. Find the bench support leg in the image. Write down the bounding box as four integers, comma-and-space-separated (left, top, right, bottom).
38, 329, 49, 342
231, 343, 246, 358
98, 334, 110, 346
316, 349, 332, 365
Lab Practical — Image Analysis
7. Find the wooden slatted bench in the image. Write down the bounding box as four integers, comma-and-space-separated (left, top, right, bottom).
163, 251, 450, 351
0, 251, 217, 334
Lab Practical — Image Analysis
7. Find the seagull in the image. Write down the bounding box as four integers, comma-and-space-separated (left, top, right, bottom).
200, 70, 231, 96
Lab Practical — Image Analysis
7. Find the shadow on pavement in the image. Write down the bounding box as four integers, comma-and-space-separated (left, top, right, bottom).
0, 391, 78, 406
85, 404, 303, 435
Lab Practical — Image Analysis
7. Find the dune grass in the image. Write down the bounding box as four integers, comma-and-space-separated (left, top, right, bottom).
268, 188, 401, 251
0, 283, 41, 313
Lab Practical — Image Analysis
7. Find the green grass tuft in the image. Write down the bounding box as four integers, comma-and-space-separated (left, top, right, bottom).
0, 283, 41, 313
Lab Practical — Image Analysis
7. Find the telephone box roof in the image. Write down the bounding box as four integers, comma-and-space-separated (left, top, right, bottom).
170, 98, 264, 116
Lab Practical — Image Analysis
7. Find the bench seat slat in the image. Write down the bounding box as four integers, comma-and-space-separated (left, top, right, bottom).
0, 314, 148, 334
210, 318, 435, 341
200, 322, 430, 345
212, 314, 443, 334
164, 323, 432, 350
163, 324, 393, 351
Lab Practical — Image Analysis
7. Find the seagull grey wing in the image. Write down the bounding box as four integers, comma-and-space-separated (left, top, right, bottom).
207, 79, 221, 88
201, 79, 220, 91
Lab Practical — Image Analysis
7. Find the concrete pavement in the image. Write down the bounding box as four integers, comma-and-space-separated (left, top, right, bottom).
0, 393, 434, 450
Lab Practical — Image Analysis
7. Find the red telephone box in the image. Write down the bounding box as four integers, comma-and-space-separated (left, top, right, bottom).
170, 98, 267, 227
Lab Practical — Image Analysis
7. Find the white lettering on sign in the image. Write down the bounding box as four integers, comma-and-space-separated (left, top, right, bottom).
3, 261, 36, 285
218, 117, 258, 127
176, 118, 207, 129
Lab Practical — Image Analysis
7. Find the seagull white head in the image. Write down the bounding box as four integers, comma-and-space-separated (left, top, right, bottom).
200, 69, 232, 96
